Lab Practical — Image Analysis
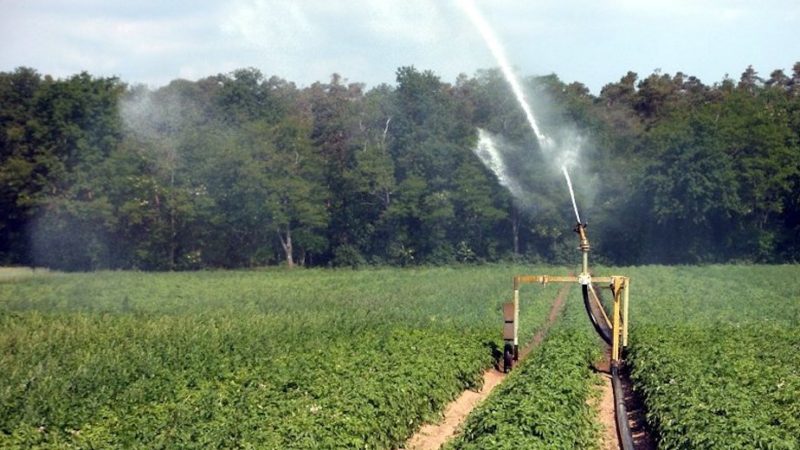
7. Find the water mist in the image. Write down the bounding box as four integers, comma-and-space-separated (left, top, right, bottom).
459, 0, 585, 222
562, 165, 581, 224
457, 0, 549, 147
473, 129, 525, 201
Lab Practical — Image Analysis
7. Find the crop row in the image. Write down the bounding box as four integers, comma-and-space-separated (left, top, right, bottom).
0, 266, 560, 448
447, 287, 603, 449
622, 265, 800, 449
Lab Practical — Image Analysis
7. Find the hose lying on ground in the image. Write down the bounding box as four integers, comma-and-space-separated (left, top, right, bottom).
582, 283, 635, 450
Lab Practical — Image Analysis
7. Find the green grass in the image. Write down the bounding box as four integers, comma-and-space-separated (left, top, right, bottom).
0, 265, 566, 449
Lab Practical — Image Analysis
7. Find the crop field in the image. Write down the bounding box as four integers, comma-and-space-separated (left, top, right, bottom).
0, 266, 560, 448
1, 264, 799, 449
448, 286, 603, 449
621, 265, 800, 449
449, 264, 800, 450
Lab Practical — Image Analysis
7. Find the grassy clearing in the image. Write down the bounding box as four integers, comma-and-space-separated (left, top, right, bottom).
0, 267, 50, 282
0, 265, 566, 448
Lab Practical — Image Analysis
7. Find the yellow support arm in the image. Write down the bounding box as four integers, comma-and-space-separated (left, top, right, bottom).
509, 273, 630, 364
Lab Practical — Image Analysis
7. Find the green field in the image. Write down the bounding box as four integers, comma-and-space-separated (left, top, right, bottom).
1, 265, 799, 449
0, 266, 560, 448
622, 265, 800, 449
448, 286, 603, 449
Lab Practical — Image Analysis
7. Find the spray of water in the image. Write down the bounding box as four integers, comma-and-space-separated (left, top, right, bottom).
457, 0, 550, 147
460, 0, 586, 222
473, 129, 525, 200
561, 165, 581, 224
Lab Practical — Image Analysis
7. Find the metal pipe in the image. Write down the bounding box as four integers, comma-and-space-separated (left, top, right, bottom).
574, 222, 591, 285
623, 278, 630, 348
582, 251, 589, 278
589, 284, 613, 330
513, 288, 519, 358
612, 277, 622, 362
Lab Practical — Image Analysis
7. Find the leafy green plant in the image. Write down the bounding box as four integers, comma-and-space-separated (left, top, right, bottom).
448, 289, 603, 449
0, 265, 560, 448
619, 264, 800, 449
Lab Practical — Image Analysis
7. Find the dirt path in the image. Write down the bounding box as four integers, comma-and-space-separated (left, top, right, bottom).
592, 341, 656, 450
593, 346, 619, 450
402, 284, 570, 450
620, 366, 657, 450
401, 368, 506, 450
597, 372, 618, 450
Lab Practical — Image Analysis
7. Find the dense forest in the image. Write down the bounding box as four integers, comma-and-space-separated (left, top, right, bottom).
1, 63, 798, 270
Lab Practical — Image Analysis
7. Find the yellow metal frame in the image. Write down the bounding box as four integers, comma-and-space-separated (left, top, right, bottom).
509, 274, 630, 362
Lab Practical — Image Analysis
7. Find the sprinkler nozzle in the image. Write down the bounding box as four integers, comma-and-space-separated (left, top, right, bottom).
574, 222, 590, 280
574, 222, 590, 252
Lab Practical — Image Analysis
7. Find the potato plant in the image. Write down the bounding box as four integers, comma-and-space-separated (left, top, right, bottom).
622, 265, 800, 449
0, 265, 559, 448
448, 288, 603, 449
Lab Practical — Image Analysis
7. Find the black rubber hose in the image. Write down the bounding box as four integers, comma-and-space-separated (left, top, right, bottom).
582, 284, 612, 345
583, 283, 636, 450
612, 364, 636, 450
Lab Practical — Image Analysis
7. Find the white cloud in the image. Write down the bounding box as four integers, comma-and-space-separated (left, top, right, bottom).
221, 0, 318, 50
67, 17, 205, 56
220, 0, 453, 49
1, 4, 214, 83
2, 0, 798, 92
607, 0, 750, 21
359, 1, 448, 44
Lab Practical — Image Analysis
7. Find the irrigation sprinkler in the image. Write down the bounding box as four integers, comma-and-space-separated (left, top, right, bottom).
502, 219, 637, 448
502, 222, 630, 368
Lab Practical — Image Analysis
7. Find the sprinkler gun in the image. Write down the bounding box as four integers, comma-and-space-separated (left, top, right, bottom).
574, 222, 591, 285
507, 220, 630, 370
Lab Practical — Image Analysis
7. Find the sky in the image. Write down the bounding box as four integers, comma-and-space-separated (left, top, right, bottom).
1, 0, 798, 94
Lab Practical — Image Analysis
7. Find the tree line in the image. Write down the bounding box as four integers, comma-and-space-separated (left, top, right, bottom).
1, 63, 798, 270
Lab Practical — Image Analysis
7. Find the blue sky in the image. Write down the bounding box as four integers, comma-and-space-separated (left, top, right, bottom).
1, 0, 798, 94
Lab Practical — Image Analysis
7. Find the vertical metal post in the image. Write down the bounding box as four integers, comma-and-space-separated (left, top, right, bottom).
513, 288, 519, 359
575, 223, 591, 286
582, 251, 589, 279
622, 277, 630, 348
611, 277, 622, 362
